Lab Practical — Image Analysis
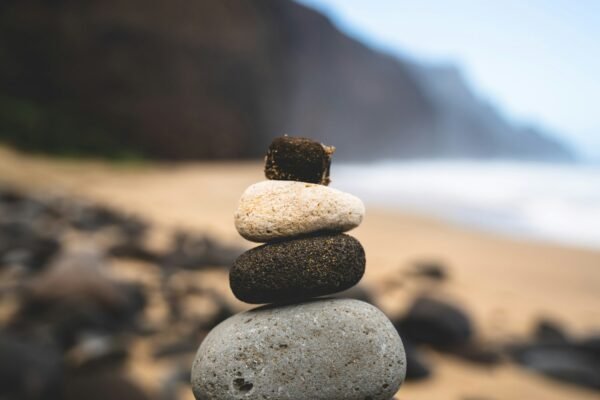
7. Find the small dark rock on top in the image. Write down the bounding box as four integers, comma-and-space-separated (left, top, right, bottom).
396, 296, 473, 350
264, 136, 335, 185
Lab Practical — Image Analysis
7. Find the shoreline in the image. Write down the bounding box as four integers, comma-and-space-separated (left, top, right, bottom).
332, 161, 600, 250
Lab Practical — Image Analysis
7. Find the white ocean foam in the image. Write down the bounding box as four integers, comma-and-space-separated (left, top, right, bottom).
331, 161, 600, 249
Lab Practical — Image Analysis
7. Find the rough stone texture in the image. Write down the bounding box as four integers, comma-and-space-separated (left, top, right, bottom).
191, 298, 406, 400
234, 180, 364, 242
264, 136, 335, 185
230, 234, 365, 304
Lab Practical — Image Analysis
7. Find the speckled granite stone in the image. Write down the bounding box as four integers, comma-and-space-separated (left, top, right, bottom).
230, 233, 365, 304
191, 298, 406, 400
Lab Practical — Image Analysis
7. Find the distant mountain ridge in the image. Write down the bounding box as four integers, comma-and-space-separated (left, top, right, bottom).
0, 0, 574, 161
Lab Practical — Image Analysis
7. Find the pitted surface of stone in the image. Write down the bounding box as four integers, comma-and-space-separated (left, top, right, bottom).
230, 233, 365, 304
191, 299, 406, 400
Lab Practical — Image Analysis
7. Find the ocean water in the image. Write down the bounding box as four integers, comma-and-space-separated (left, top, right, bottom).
332, 161, 600, 250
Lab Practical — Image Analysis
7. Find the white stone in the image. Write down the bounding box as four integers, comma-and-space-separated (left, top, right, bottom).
234, 180, 365, 242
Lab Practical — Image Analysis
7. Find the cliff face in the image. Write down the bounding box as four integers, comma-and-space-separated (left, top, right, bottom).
0, 0, 574, 160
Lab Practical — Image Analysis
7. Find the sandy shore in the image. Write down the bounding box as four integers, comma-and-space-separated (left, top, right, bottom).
1, 147, 599, 399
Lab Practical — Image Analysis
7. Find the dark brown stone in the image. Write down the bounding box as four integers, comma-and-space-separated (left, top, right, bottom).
230, 233, 365, 304
264, 136, 335, 185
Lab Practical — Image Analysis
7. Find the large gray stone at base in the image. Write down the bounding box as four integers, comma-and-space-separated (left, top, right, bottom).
191, 299, 406, 400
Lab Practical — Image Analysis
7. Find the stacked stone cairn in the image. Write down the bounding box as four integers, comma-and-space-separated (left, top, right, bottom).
191, 136, 406, 400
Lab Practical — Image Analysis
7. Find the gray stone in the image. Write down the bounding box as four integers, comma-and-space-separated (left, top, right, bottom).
191, 299, 405, 400
234, 180, 364, 242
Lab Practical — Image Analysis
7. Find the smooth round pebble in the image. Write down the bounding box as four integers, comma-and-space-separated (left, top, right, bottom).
191, 298, 406, 400
230, 233, 365, 304
234, 180, 364, 242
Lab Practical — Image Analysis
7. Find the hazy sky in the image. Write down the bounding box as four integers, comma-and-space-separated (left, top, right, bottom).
296, 0, 600, 160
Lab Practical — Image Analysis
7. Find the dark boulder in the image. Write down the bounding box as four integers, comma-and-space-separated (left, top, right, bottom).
509, 322, 600, 390
581, 335, 600, 358
396, 296, 473, 350
511, 343, 600, 390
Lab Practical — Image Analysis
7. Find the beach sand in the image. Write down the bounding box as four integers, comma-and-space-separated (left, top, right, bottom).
1, 146, 599, 399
